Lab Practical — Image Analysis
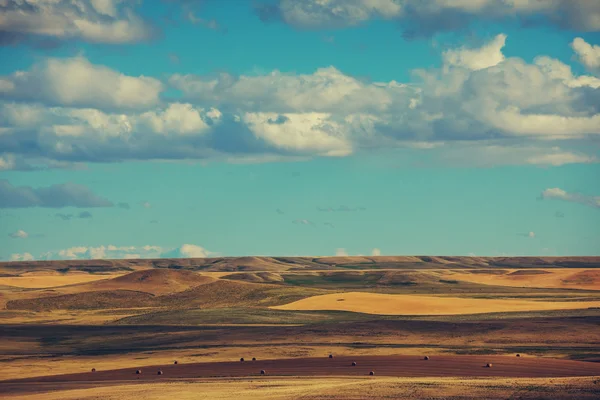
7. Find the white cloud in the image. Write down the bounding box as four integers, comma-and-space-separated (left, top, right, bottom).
242, 112, 353, 156
0, 154, 16, 171
258, 1, 600, 33
9, 252, 34, 261
443, 34, 506, 70
9, 229, 29, 239
0, 57, 163, 110
0, 0, 153, 44
335, 248, 349, 256
371, 248, 381, 256
26, 243, 215, 261
264, 0, 402, 29
528, 231, 536, 238
138, 104, 218, 136
0, 36, 599, 167
571, 37, 600, 74
425, 143, 598, 168
526, 152, 596, 166
175, 244, 211, 258
170, 67, 405, 114
541, 188, 600, 209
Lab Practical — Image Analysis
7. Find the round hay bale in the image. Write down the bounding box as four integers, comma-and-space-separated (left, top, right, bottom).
486, 363, 493, 368
260, 370, 266, 375
252, 357, 256, 361
328, 354, 333, 359
369, 371, 375, 376
424, 356, 430, 360
240, 358, 245, 362
157, 370, 163, 375
351, 362, 357, 366
174, 361, 178, 365
136, 369, 142, 375
516, 354, 521, 357
91, 368, 96, 372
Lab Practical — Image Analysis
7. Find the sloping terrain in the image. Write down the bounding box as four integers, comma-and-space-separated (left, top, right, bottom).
4, 270, 325, 311
272, 292, 600, 315
2, 256, 598, 276
83, 269, 215, 295
449, 269, 600, 291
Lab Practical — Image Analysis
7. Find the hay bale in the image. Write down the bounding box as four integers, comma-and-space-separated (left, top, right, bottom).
174, 361, 178, 365
424, 356, 430, 360
260, 370, 266, 375
516, 354, 521, 357
486, 363, 492, 368
252, 357, 256, 361
157, 370, 163, 375
136, 369, 142, 375
369, 371, 375, 376
240, 357, 245, 362
91, 368, 96, 372
328, 354, 333, 359
351, 362, 357, 366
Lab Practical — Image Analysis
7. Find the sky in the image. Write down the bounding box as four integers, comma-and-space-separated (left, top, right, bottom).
0, 0, 599, 261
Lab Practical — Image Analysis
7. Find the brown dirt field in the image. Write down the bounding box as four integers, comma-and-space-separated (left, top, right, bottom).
2, 355, 600, 397
2, 376, 599, 400
272, 292, 600, 315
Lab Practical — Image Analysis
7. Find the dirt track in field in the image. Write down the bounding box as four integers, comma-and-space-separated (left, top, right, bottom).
3, 355, 600, 395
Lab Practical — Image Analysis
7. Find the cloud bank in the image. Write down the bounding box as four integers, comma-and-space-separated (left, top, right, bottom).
255, 1, 600, 37
8, 243, 215, 261
1, 36, 599, 169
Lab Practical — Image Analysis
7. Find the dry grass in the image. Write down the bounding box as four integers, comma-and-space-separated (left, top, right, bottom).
272, 292, 600, 315
0, 274, 121, 289
449, 268, 600, 291
4, 376, 600, 400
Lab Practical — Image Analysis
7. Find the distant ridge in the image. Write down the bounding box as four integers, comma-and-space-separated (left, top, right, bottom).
1, 256, 599, 275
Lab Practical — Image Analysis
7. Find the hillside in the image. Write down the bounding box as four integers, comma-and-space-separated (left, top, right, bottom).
1, 256, 598, 276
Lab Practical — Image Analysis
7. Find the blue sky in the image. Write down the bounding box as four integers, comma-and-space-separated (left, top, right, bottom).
1, 0, 599, 260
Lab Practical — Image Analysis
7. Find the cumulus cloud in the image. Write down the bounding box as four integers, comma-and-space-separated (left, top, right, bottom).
13, 243, 215, 261
163, 244, 212, 258
8, 229, 28, 239
541, 188, 600, 209
571, 37, 600, 74
0, 57, 163, 110
443, 34, 506, 70
1, 35, 599, 167
371, 248, 381, 256
255, 0, 600, 36
335, 248, 349, 256
0, 180, 113, 208
0, 0, 155, 45
9, 252, 34, 261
